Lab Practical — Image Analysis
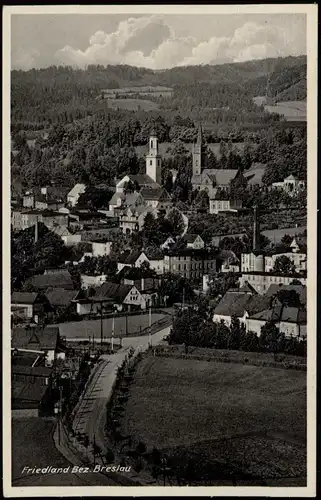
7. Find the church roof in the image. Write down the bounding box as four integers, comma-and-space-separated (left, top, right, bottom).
192, 169, 239, 186
140, 187, 170, 201
128, 174, 160, 187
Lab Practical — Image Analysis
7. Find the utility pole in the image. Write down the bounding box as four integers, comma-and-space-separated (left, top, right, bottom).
111, 312, 115, 352
148, 303, 152, 348
100, 304, 103, 345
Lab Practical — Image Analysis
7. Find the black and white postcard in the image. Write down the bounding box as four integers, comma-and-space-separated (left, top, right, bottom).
3, 4, 317, 497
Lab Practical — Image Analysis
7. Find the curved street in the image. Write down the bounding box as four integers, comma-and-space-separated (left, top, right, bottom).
55, 325, 171, 484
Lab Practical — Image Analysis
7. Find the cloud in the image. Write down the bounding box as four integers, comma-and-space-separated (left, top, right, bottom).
14, 16, 306, 70
11, 47, 40, 70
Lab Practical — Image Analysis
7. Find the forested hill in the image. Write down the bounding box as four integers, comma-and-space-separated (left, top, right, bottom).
11, 55, 307, 193
11, 55, 306, 130
11, 55, 306, 94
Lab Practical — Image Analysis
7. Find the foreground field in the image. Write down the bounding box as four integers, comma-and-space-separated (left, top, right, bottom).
120, 356, 306, 483
57, 313, 167, 340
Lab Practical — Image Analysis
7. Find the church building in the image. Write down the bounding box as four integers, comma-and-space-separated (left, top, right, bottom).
116, 129, 162, 194
191, 124, 243, 199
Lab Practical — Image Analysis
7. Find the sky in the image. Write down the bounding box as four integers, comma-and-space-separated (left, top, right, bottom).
11, 13, 306, 71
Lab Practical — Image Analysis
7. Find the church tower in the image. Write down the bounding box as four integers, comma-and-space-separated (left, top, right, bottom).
146, 129, 162, 185
192, 124, 207, 177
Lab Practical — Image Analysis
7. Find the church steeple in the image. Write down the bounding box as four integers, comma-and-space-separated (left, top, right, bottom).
192, 123, 206, 176
197, 123, 203, 145
146, 129, 162, 184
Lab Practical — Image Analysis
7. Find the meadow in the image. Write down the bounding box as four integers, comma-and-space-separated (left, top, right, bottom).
105, 98, 159, 111
120, 356, 306, 483
264, 101, 306, 121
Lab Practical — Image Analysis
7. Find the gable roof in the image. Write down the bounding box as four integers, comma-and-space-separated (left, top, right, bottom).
109, 192, 125, 205
68, 183, 86, 197
249, 306, 283, 322
12, 364, 53, 377
183, 233, 203, 243
214, 292, 254, 317
52, 226, 72, 237
128, 174, 159, 187
140, 187, 170, 201
31, 270, 74, 290
118, 250, 147, 265
239, 282, 258, 294
12, 326, 59, 351
265, 284, 307, 305
45, 288, 79, 307
11, 292, 40, 305
291, 236, 307, 251
96, 281, 135, 302
203, 169, 239, 185
244, 295, 272, 315
244, 163, 267, 185
12, 379, 49, 407
124, 192, 144, 207
249, 305, 306, 324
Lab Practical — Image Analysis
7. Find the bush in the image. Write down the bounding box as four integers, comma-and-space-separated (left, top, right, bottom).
105, 448, 115, 464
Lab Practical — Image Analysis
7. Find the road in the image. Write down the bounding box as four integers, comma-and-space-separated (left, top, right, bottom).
53, 325, 171, 485
72, 325, 171, 453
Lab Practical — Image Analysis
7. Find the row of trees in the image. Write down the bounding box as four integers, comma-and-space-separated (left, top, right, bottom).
169, 310, 306, 357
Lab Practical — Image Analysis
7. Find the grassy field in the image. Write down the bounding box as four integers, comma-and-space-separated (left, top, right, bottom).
106, 98, 159, 111
57, 313, 167, 340
120, 356, 306, 482
264, 101, 306, 121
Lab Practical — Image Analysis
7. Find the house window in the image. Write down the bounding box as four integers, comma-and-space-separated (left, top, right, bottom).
150, 160, 153, 165
151, 140, 154, 149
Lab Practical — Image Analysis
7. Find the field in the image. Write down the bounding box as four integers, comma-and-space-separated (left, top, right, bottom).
264, 101, 306, 121
105, 98, 159, 111
57, 313, 167, 340
120, 357, 306, 483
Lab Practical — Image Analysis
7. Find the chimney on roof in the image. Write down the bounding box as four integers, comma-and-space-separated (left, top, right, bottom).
253, 205, 260, 252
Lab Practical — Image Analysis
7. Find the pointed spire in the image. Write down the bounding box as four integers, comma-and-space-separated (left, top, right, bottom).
197, 122, 203, 145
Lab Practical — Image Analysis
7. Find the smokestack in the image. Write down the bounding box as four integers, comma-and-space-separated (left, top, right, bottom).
253, 205, 260, 252
34, 218, 38, 244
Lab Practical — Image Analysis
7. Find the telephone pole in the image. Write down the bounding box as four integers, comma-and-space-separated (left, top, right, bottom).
148, 304, 152, 348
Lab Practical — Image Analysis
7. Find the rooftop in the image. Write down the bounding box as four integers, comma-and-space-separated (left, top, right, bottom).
31, 270, 74, 291
11, 292, 40, 305
96, 281, 134, 302
140, 187, 171, 201
45, 288, 80, 307
11, 326, 60, 351
118, 250, 146, 265
183, 233, 203, 243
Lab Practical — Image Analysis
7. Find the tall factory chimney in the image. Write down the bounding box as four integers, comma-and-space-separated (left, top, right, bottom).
253, 205, 260, 252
